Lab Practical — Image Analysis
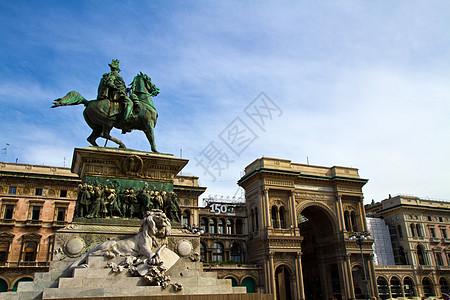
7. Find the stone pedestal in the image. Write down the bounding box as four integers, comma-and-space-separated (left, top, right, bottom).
72, 146, 188, 191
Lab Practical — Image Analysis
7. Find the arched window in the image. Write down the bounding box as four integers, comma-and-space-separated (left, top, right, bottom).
201, 218, 208, 233
230, 243, 242, 262
218, 219, 225, 234
271, 206, 279, 228
226, 219, 234, 234
254, 207, 259, 230
182, 210, 190, 227
23, 242, 37, 262
397, 225, 403, 238
350, 211, 358, 232
200, 243, 206, 262
440, 277, 450, 295
376, 277, 389, 300
344, 211, 351, 231
403, 277, 415, 297
279, 207, 286, 229
241, 277, 256, 293
410, 224, 416, 237
212, 242, 224, 262
422, 277, 434, 297
417, 245, 426, 265
0, 242, 9, 263
416, 224, 422, 237
236, 219, 243, 234
0, 278, 7, 293
209, 219, 216, 234
390, 276, 402, 298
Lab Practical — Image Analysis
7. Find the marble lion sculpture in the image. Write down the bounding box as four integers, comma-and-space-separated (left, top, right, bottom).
71, 209, 171, 268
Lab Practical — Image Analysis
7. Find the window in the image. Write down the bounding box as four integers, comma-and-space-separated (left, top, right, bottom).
417, 245, 426, 265
410, 224, 416, 237
397, 225, 403, 238
230, 243, 242, 262
8, 187, 16, 194
254, 207, 259, 230
428, 216, 432, 221
416, 224, 422, 237
182, 210, 190, 227
31, 206, 41, 221
35, 188, 42, 196
442, 229, 448, 239
271, 206, 279, 228
23, 242, 37, 261
422, 277, 434, 297
436, 252, 444, 266
250, 209, 255, 232
279, 207, 286, 229
200, 243, 206, 262
56, 207, 66, 222
218, 219, 225, 234
404, 277, 415, 297
209, 219, 216, 234
439, 217, 444, 222
200, 218, 207, 233
390, 277, 402, 298
226, 219, 234, 234
440, 278, 450, 295
236, 219, 243, 234
3, 205, 14, 220
430, 227, 436, 238
212, 242, 224, 262
59, 190, 67, 197
0, 242, 9, 263
376, 277, 389, 300
351, 211, 358, 232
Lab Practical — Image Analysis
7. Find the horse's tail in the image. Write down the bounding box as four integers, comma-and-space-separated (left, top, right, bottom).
51, 91, 90, 108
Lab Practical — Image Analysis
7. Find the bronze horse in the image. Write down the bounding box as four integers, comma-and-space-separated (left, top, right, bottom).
52, 73, 159, 152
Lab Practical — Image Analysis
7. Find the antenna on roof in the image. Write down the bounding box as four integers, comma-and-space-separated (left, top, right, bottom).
64, 157, 66, 167
2, 143, 9, 162
307, 156, 310, 164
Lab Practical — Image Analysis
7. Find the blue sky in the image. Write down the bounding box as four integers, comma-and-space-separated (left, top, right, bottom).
1, 1, 450, 203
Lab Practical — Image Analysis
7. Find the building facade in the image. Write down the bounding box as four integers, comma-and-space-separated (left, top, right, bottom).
0, 163, 79, 292
4, 159, 450, 299
367, 195, 450, 299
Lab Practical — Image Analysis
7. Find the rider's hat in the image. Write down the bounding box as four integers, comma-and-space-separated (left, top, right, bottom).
108, 59, 121, 72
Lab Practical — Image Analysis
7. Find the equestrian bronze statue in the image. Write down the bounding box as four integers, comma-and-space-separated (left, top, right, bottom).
52, 60, 160, 152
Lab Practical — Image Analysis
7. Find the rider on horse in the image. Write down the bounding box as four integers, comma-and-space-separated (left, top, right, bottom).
97, 59, 133, 123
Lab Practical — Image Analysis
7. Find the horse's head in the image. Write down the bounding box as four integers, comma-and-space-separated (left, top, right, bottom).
130, 72, 160, 97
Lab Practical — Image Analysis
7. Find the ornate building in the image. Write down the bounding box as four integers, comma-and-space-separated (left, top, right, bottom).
237, 157, 375, 300
367, 195, 450, 299
0, 163, 79, 292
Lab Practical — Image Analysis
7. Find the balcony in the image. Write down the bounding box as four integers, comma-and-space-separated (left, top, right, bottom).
442, 238, 450, 244
0, 261, 49, 268
25, 219, 42, 227
52, 220, 68, 228
430, 237, 441, 243
0, 219, 15, 226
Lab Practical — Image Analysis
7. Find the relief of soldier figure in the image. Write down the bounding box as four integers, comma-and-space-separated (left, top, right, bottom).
75, 182, 181, 222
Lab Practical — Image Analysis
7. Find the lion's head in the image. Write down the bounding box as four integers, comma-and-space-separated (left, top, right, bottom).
141, 209, 171, 240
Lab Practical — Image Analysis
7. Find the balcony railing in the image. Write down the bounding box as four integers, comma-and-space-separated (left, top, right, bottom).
25, 220, 42, 227
0, 261, 50, 268
0, 219, 15, 225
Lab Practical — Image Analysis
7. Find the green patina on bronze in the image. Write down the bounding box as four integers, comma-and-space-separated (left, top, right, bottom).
51, 59, 160, 152
84, 176, 173, 192
75, 176, 180, 222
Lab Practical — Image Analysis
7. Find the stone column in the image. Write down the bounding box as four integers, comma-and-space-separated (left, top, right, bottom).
337, 254, 350, 299
290, 191, 297, 229
264, 188, 271, 229
295, 251, 306, 299
346, 254, 356, 299
359, 197, 368, 232
336, 194, 345, 232
268, 251, 276, 295
367, 254, 377, 299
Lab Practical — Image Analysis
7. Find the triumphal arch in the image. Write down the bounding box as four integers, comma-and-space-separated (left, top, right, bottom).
238, 157, 377, 300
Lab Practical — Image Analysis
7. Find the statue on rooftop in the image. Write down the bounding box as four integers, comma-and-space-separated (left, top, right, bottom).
51, 59, 160, 152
